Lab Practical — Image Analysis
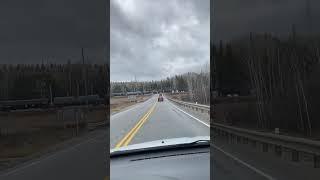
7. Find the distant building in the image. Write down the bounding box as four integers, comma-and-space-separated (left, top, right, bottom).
128, 95, 137, 102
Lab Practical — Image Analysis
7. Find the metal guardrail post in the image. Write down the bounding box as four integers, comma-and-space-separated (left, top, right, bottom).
167, 97, 209, 114
262, 143, 268, 152
292, 150, 299, 162
275, 145, 282, 157
252, 140, 257, 148
315, 155, 320, 168
211, 122, 320, 168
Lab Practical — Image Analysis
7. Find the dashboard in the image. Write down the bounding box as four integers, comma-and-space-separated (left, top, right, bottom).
111, 146, 209, 180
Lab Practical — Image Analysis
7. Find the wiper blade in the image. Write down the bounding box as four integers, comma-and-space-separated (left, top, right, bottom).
188, 139, 210, 144
110, 137, 210, 157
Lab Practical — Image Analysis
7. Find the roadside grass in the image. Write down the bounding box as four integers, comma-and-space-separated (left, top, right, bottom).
0, 128, 77, 159
0, 105, 108, 171
110, 95, 152, 114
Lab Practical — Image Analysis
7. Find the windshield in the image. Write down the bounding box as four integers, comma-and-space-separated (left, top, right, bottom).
110, 0, 210, 151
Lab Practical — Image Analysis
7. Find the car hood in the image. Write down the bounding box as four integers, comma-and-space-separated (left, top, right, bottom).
111, 136, 210, 154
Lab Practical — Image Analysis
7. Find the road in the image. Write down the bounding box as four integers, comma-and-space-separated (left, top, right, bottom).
110, 94, 210, 149
0, 129, 108, 180
212, 137, 320, 180
110, 95, 272, 179
211, 143, 273, 180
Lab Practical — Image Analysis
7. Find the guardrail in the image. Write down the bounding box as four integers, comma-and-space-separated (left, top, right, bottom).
168, 96, 320, 168
212, 122, 320, 168
167, 97, 210, 114
87, 121, 108, 131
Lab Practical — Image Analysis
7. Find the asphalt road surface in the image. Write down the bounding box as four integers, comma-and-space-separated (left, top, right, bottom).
212, 137, 320, 180
111, 94, 310, 180
110, 95, 210, 149
0, 129, 108, 180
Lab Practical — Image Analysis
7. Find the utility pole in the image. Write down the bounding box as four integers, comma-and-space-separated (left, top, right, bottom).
81, 48, 89, 106
49, 84, 53, 105
306, 0, 312, 34
68, 60, 72, 96
77, 81, 80, 97
81, 48, 88, 97
142, 82, 145, 94
87, 56, 90, 95
134, 75, 137, 92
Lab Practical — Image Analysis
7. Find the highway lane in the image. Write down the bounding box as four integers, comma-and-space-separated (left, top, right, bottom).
110, 94, 209, 149
160, 100, 271, 179
110, 94, 320, 180
212, 137, 320, 180
0, 129, 108, 180
211, 145, 268, 180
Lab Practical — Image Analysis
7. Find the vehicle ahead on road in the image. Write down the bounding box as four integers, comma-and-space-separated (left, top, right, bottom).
158, 93, 164, 102
111, 136, 209, 180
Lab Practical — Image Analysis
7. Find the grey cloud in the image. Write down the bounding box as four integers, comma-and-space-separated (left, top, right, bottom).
111, 0, 210, 81
213, 0, 320, 43
0, 0, 107, 64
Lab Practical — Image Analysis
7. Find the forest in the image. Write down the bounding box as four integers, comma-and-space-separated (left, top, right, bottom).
0, 63, 109, 100
212, 30, 320, 137
111, 70, 210, 105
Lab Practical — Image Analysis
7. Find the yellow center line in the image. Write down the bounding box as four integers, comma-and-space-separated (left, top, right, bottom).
123, 104, 156, 146
114, 102, 157, 148
114, 106, 153, 148
114, 108, 151, 148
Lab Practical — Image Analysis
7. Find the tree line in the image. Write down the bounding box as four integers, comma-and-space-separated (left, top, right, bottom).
111, 70, 210, 105
212, 30, 320, 136
0, 63, 109, 100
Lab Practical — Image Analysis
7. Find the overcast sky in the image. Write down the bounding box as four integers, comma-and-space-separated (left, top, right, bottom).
0, 0, 106, 64
111, 0, 210, 82
213, 0, 320, 43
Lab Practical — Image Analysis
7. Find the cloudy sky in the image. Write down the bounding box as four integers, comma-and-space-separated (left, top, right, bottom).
111, 0, 210, 82
0, 0, 106, 64
213, 0, 320, 43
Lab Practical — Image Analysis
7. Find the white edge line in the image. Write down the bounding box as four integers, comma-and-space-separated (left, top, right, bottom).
110, 102, 141, 118
110, 95, 156, 119
168, 99, 210, 128
167, 98, 274, 180
212, 144, 275, 180
0, 134, 103, 177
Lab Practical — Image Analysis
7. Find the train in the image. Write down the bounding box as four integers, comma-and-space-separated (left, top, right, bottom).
0, 94, 106, 111
111, 91, 153, 97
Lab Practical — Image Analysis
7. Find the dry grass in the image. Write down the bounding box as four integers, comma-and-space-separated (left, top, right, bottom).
110, 95, 151, 114
0, 106, 108, 160
212, 97, 320, 140
0, 128, 79, 158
